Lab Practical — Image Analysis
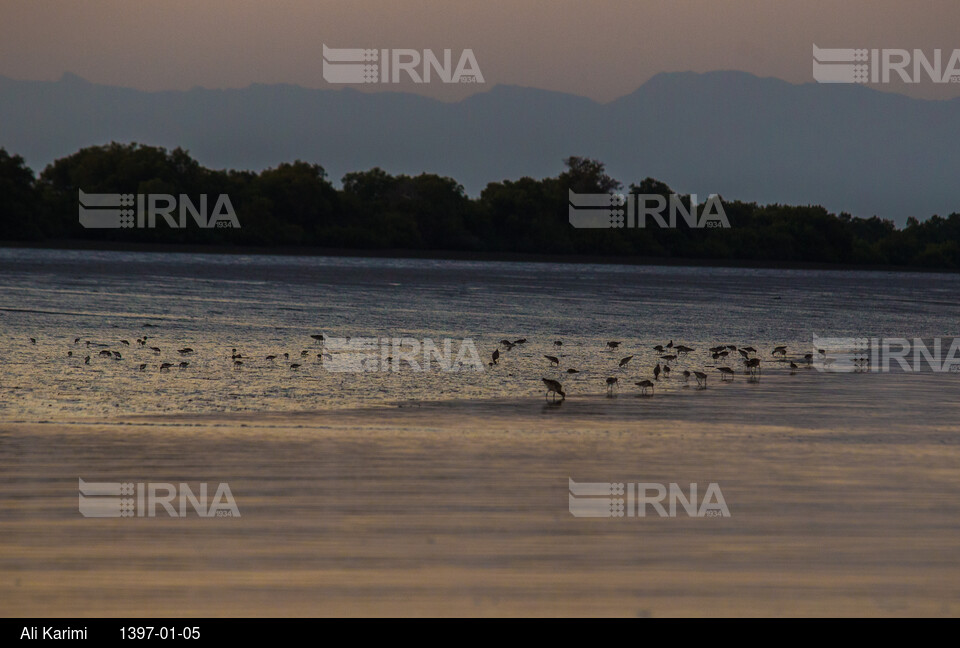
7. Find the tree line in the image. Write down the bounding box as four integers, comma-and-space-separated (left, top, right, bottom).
1, 142, 959, 269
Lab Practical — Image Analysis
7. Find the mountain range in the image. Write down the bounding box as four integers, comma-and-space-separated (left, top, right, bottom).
2, 70, 958, 224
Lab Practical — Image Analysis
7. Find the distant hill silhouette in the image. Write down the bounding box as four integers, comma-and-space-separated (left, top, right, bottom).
1, 71, 958, 224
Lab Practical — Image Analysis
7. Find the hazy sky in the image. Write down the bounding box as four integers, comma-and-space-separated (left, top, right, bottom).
2, 0, 960, 101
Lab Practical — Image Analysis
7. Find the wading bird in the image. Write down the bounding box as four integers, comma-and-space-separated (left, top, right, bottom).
544, 355, 559, 366
607, 341, 621, 350
491, 348, 500, 365
84, 356, 90, 364
566, 368, 579, 374
159, 363, 172, 372
290, 364, 301, 370
718, 366, 735, 381
653, 363, 661, 381
694, 371, 708, 388
618, 355, 633, 369
179, 362, 189, 370
178, 348, 194, 355
635, 379, 654, 395
310, 334, 324, 345
606, 377, 619, 395
513, 338, 527, 345
138, 363, 146, 371
542, 378, 565, 402
773, 346, 787, 357
675, 345, 694, 355
120, 340, 130, 346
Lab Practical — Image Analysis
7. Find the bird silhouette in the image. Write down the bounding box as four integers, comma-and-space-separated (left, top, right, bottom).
635, 380, 654, 395
605, 377, 619, 395
542, 378, 565, 401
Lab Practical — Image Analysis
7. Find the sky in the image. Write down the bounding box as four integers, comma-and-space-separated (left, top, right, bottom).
2, 0, 960, 101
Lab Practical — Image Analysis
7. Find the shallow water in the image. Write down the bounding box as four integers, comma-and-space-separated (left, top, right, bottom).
1, 247, 959, 421
2, 249, 960, 616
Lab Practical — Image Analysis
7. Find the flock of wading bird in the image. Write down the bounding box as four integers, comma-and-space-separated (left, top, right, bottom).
41, 332, 814, 404
485, 338, 810, 402
50, 333, 332, 373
